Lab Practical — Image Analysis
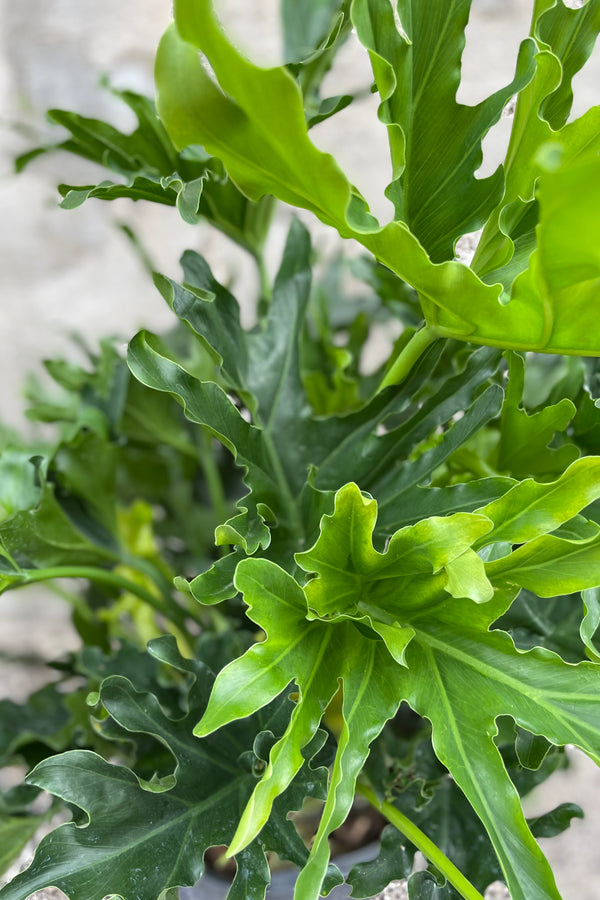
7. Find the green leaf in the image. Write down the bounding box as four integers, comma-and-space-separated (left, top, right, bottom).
132, 220, 326, 553
154, 4, 538, 352
0, 815, 46, 877
0, 466, 117, 573
511, 150, 600, 357
281, 0, 347, 63
306, 92, 353, 128
377, 477, 514, 532
495, 589, 589, 664
0, 637, 330, 900
127, 330, 276, 553
496, 352, 578, 479
528, 802, 583, 840
475, 456, 600, 546
18, 88, 274, 254
45, 96, 178, 176
515, 728, 552, 771
351, 0, 536, 261
196, 478, 600, 899
156, 0, 600, 354
173, 218, 312, 474
581, 587, 600, 663
194, 556, 404, 899
59, 176, 172, 206
374, 383, 505, 537
487, 532, 600, 597
0, 684, 72, 763
314, 347, 503, 497
537, 0, 600, 130
472, 0, 600, 288
137, 231, 506, 568
347, 824, 415, 897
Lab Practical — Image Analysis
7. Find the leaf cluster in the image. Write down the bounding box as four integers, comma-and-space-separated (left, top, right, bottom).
3, 2, 600, 900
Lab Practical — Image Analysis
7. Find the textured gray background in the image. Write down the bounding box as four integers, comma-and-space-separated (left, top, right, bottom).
1, 1, 600, 897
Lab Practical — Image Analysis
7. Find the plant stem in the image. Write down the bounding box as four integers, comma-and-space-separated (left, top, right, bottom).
199, 429, 228, 526
13, 565, 186, 629
376, 325, 440, 394
357, 782, 486, 900
257, 252, 272, 303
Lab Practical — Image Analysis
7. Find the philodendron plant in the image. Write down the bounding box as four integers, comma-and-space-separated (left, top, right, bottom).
2, 1, 600, 898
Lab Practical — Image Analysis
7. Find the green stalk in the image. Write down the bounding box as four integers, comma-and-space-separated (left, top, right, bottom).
199, 428, 228, 526
376, 324, 440, 394
257, 252, 272, 303
357, 782, 486, 900
12, 565, 186, 630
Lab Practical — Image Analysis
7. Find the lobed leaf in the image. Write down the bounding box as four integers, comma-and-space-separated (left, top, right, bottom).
192, 479, 600, 899
156, 0, 600, 354
352, 0, 536, 261
0, 637, 330, 900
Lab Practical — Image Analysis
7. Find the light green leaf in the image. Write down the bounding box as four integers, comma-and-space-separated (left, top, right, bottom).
581, 587, 600, 663
472, 0, 600, 291
180, 548, 241, 605
193, 481, 600, 899
156, 3, 553, 352
487, 532, 600, 597
444, 549, 493, 604
475, 456, 600, 546
157, 0, 600, 354
194, 556, 404, 898
511, 151, 600, 357
296, 483, 493, 621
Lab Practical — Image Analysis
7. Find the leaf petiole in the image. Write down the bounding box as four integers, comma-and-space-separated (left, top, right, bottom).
376, 325, 441, 394
198, 427, 228, 530
356, 782, 486, 900
7, 565, 187, 630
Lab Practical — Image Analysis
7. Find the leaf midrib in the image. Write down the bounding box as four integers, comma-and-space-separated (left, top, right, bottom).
29, 761, 248, 882
417, 625, 600, 710
422, 644, 521, 888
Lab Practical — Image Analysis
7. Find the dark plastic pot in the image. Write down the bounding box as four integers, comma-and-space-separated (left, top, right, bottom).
180, 843, 379, 899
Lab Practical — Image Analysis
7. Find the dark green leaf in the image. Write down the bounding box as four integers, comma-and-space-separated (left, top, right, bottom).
0, 815, 46, 878
497, 352, 578, 479
352, 0, 536, 261
0, 637, 330, 900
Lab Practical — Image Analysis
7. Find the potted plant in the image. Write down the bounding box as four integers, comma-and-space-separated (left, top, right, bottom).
2, 1, 600, 898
